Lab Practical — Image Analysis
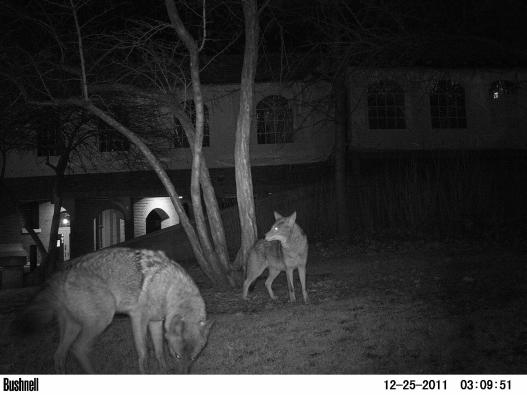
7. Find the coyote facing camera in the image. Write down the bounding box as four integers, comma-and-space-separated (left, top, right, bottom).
242, 211, 308, 303
14, 247, 213, 374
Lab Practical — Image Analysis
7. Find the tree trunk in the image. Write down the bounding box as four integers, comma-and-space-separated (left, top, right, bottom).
334, 76, 350, 237
199, 163, 234, 283
233, 0, 259, 272
43, 153, 68, 277
165, 0, 232, 287
171, 106, 235, 286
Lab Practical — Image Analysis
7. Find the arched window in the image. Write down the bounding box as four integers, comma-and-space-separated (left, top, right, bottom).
367, 81, 406, 129
145, 208, 170, 234
256, 95, 293, 144
430, 80, 467, 129
173, 101, 210, 148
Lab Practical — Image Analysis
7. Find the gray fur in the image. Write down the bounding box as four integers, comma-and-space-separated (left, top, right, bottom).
14, 247, 212, 374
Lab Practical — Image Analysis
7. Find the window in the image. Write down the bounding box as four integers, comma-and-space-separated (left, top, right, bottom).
97, 108, 130, 152
20, 202, 39, 230
173, 101, 210, 148
430, 80, 467, 129
367, 81, 406, 129
37, 112, 63, 156
256, 95, 293, 144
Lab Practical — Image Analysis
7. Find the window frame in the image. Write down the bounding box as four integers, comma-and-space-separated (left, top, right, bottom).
429, 80, 467, 129
256, 95, 294, 144
20, 202, 40, 231
367, 80, 407, 130
36, 111, 63, 157
97, 109, 131, 153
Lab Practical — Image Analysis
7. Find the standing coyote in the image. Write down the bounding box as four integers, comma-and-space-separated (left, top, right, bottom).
14, 247, 213, 374
242, 211, 308, 303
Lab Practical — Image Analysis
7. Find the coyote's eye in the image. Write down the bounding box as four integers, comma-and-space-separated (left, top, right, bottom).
175, 354, 182, 359
274, 227, 278, 231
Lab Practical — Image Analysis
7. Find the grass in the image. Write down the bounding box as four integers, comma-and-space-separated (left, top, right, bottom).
1, 240, 526, 374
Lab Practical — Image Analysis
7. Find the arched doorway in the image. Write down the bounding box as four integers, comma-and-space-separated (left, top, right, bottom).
145, 208, 170, 234
93, 208, 125, 250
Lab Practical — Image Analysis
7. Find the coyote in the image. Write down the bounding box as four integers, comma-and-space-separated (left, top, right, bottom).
14, 247, 213, 374
242, 211, 308, 303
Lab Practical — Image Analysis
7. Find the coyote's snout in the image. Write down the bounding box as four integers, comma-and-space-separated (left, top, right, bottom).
242, 211, 308, 303
13, 248, 213, 374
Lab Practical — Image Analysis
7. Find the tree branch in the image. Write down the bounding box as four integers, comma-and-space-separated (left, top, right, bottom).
165, 0, 217, 269
69, 0, 89, 99
198, 0, 207, 52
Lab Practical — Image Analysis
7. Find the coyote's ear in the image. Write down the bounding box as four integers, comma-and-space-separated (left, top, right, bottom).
169, 315, 185, 336
273, 211, 283, 220
287, 211, 297, 225
199, 319, 215, 338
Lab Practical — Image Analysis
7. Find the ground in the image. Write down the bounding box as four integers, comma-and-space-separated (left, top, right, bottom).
0, 240, 526, 374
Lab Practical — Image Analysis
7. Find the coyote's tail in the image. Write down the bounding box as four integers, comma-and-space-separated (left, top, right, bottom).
11, 286, 56, 336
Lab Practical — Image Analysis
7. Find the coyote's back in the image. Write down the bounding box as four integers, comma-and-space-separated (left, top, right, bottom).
242, 211, 308, 303
13, 247, 213, 374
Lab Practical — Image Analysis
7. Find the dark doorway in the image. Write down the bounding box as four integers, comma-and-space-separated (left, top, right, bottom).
145, 208, 169, 234
93, 208, 125, 250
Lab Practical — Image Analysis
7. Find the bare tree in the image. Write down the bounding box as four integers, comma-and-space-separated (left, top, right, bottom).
233, 0, 259, 269
0, 0, 212, 280
93, 0, 263, 286
164, 0, 235, 286
1, 0, 264, 287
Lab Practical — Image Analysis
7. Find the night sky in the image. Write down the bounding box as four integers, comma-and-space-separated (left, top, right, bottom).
2, 0, 527, 81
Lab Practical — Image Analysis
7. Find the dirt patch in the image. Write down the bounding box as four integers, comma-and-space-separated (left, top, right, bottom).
1, 242, 526, 374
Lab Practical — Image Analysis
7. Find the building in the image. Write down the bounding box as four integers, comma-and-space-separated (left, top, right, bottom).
2, 65, 527, 271
347, 67, 527, 151
1, 78, 333, 267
